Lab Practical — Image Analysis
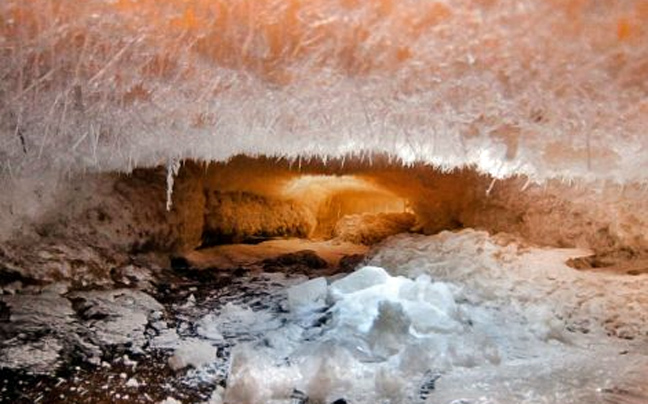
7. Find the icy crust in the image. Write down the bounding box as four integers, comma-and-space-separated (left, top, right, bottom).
2, 0, 648, 183
368, 229, 648, 339
215, 232, 648, 404
0, 288, 166, 373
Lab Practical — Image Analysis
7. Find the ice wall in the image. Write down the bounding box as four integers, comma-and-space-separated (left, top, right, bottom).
1, 0, 647, 183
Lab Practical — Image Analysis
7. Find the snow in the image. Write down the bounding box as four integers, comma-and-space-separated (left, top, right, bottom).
168, 339, 218, 371
191, 230, 648, 403
159, 398, 182, 404
368, 229, 648, 339
1, 229, 646, 402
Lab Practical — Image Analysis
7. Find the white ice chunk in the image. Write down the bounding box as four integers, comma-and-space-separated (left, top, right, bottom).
287, 277, 328, 312
225, 346, 301, 404
329, 266, 390, 297
168, 339, 217, 371
196, 314, 225, 341
367, 300, 411, 357
400, 275, 458, 315
158, 398, 181, 404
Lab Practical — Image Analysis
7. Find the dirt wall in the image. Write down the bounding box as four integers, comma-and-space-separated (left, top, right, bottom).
1, 156, 647, 285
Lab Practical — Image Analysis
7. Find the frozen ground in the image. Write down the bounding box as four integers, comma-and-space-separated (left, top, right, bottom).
1, 230, 647, 403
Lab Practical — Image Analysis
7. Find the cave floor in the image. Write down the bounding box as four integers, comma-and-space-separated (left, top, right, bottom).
180, 238, 368, 271
0, 239, 364, 404
1, 231, 647, 404
0, 266, 312, 404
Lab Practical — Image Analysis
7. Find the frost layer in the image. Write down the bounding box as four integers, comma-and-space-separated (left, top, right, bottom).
1, 0, 648, 183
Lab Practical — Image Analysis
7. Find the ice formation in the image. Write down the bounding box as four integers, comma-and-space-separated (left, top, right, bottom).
196, 231, 648, 404
1, 0, 647, 184
368, 229, 648, 339
1, 230, 646, 403
168, 339, 218, 371
286, 276, 328, 312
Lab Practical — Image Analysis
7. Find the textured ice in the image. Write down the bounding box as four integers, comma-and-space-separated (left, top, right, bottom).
286, 277, 328, 312
68, 289, 165, 352
1, 0, 647, 184
329, 265, 390, 295
4, 231, 645, 402
218, 268, 525, 402
368, 229, 648, 339
181, 231, 648, 404
168, 339, 218, 371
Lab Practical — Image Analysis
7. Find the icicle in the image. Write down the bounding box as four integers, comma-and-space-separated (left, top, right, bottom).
486, 178, 497, 196
166, 159, 181, 212
520, 177, 532, 192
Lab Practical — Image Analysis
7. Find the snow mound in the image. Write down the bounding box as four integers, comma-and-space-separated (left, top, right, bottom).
168, 339, 217, 371
222, 266, 510, 403
212, 231, 648, 403
368, 229, 648, 339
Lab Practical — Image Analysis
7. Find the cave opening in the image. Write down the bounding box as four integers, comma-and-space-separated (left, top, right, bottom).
1, 154, 647, 404
2, 0, 648, 400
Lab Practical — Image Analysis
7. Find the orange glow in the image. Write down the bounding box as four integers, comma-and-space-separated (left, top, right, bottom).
617, 18, 633, 41
4, 0, 648, 87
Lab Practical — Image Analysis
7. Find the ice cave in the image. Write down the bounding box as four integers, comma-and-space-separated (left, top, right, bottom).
1, 1, 647, 403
